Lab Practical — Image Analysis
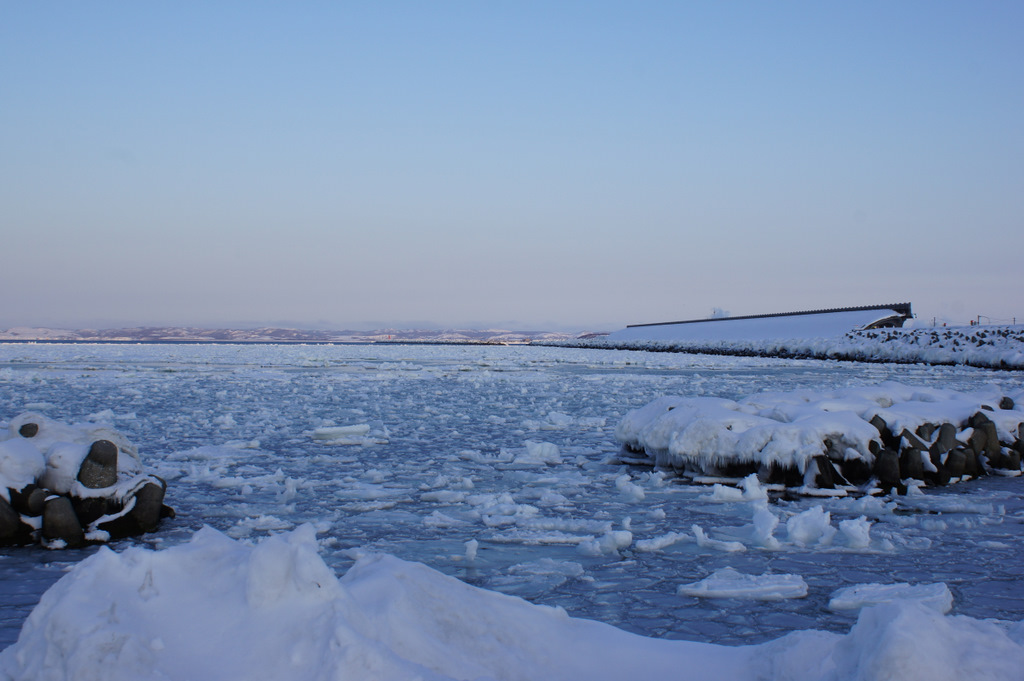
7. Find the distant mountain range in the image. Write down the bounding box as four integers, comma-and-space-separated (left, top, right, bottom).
0, 326, 607, 344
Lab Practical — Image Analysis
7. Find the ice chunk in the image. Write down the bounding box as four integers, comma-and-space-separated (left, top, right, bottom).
692, 524, 746, 553
514, 441, 562, 465
786, 506, 837, 547
311, 423, 389, 445
615, 474, 645, 501
678, 567, 808, 601
828, 582, 954, 614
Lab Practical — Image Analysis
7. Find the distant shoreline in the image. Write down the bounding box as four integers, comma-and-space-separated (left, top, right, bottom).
0, 339, 520, 346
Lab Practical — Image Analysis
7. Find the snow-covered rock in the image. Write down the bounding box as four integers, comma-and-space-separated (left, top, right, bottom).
616, 382, 1024, 492
0, 413, 172, 548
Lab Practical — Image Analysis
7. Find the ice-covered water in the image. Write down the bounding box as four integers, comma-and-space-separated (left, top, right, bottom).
2, 343, 1023, 650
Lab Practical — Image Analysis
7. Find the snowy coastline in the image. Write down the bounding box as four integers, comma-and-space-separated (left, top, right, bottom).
551, 325, 1024, 370
615, 382, 1024, 493
2, 343, 1024, 680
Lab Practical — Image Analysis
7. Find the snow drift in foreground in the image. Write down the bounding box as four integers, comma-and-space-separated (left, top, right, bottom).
3, 526, 1024, 681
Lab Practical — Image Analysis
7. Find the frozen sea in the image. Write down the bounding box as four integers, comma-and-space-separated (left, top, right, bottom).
2, 343, 1024, 651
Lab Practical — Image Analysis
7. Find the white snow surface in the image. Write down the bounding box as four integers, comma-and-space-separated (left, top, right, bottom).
585, 324, 1024, 370
3, 524, 1024, 681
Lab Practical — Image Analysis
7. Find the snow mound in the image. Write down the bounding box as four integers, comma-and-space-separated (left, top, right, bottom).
3, 526, 1024, 681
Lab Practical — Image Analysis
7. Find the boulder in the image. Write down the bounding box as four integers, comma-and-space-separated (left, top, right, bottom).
900, 429, 928, 452
18, 422, 39, 438
899, 449, 925, 480
969, 411, 993, 428
870, 416, 899, 450
1005, 450, 1023, 472
840, 457, 873, 486
969, 422, 1001, 459
77, 439, 119, 489
960, 447, 981, 477
999, 396, 1015, 410
929, 423, 959, 456
812, 456, 837, 489
758, 462, 803, 487
944, 449, 967, 479
42, 496, 84, 548
131, 482, 167, 533
873, 449, 901, 488
0, 496, 28, 544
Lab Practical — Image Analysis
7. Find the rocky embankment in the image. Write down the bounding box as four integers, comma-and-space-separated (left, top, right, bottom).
553, 325, 1024, 370
616, 383, 1024, 495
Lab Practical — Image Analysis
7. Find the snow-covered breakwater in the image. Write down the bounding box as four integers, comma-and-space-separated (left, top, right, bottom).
0, 413, 173, 548
616, 382, 1024, 494
555, 325, 1024, 370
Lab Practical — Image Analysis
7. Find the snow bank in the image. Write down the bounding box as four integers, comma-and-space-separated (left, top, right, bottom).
0, 413, 171, 548
566, 325, 1024, 370
616, 382, 1024, 492
3, 525, 1024, 681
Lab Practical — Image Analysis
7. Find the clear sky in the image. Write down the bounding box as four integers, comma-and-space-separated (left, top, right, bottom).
2, 2, 1022, 331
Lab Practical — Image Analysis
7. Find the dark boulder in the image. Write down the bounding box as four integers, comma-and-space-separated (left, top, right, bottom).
874, 449, 901, 488
77, 440, 118, 489
42, 496, 84, 548
131, 482, 167, 533
1005, 450, 1023, 472
812, 456, 837, 489
999, 396, 1015, 410
969, 411, 993, 428
99, 482, 168, 537
870, 416, 900, 449
840, 457, 873, 486
969, 422, 1001, 459
944, 449, 967, 479
18, 423, 39, 438
1, 496, 29, 544
929, 423, 959, 456
899, 449, 925, 480
758, 462, 803, 487
961, 448, 981, 477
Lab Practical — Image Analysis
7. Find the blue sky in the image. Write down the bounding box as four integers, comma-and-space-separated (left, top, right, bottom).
2, 2, 1022, 330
